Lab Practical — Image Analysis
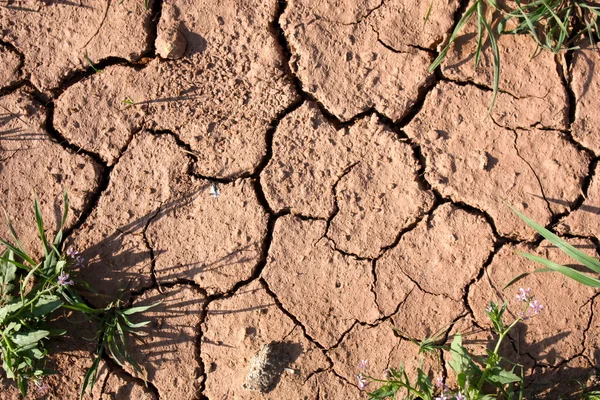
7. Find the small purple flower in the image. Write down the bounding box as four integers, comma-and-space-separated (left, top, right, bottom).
356, 373, 369, 390
357, 359, 368, 371
57, 271, 74, 286
456, 393, 465, 400
75, 255, 86, 268
529, 299, 543, 315
516, 287, 532, 302
434, 395, 449, 400
435, 376, 445, 388
35, 379, 49, 395
435, 375, 449, 391
66, 247, 80, 257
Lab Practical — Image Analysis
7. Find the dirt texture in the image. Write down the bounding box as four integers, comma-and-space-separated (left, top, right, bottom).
328, 322, 441, 386
560, 163, 600, 238
375, 204, 495, 314
442, 8, 568, 130
525, 356, 597, 399
262, 215, 380, 348
69, 132, 186, 304
0, 89, 101, 258
54, 0, 298, 176
2, 0, 600, 397
571, 45, 600, 155
405, 81, 590, 240
147, 178, 268, 294
263, 102, 434, 258
126, 285, 206, 399
99, 370, 156, 400
0, 44, 21, 90
0, 0, 155, 91
584, 295, 600, 369
201, 280, 330, 400
280, 0, 455, 121
469, 238, 597, 367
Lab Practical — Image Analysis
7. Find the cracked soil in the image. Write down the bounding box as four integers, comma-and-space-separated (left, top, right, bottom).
1, 0, 600, 399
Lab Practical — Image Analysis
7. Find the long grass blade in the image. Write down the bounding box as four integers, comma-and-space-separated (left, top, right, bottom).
429, 1, 479, 72
518, 252, 600, 287
475, 2, 485, 68
0, 238, 35, 267
506, 203, 600, 273
424, 0, 433, 25
33, 194, 50, 256
482, 13, 500, 115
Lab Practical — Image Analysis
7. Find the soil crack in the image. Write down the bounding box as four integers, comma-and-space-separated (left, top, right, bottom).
81, 0, 112, 50
510, 128, 553, 217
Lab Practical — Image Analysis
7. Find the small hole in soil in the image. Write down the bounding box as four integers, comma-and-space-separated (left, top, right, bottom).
246, 327, 257, 336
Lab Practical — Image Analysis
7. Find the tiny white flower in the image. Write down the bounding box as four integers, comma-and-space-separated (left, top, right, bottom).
209, 183, 219, 198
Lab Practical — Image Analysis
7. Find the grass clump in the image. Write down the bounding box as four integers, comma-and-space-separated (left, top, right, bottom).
0, 192, 158, 398
358, 294, 544, 399
430, 0, 600, 113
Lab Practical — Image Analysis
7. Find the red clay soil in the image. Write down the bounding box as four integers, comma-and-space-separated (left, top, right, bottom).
0, 0, 599, 399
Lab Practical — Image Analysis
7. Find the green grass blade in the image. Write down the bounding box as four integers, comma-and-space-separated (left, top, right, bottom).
3, 208, 27, 256
20, 262, 42, 301
121, 302, 161, 315
53, 191, 69, 247
121, 313, 151, 329
80, 355, 101, 399
475, 2, 485, 68
482, 13, 500, 115
518, 252, 600, 287
541, 0, 569, 35
83, 52, 103, 74
429, 1, 479, 72
33, 194, 50, 256
506, 203, 600, 273
554, 8, 571, 52
424, 0, 433, 25
513, 0, 542, 46
0, 256, 30, 271
0, 238, 35, 267
504, 267, 553, 289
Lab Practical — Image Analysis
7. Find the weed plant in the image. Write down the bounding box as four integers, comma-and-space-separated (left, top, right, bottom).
0, 193, 158, 398
429, 0, 600, 113
361, 201, 600, 399
359, 291, 543, 400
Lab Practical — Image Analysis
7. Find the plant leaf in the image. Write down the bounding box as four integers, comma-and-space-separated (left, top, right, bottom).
506, 203, 600, 274
33, 194, 50, 256
121, 302, 161, 315
481, 11, 500, 115
80, 355, 102, 399
429, 1, 478, 72
30, 295, 63, 318
0, 250, 17, 301
12, 330, 50, 347
0, 237, 35, 267
518, 252, 600, 287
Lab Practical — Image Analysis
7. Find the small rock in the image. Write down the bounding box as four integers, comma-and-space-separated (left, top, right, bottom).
156, 26, 187, 59
242, 342, 289, 393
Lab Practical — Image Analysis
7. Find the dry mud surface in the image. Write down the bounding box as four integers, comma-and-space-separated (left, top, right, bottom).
1, 0, 600, 399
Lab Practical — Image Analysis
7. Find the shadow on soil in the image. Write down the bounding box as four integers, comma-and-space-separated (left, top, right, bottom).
543, 195, 600, 217
459, 327, 599, 399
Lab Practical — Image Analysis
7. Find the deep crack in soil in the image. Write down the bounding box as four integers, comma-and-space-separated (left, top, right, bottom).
1, 0, 600, 398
